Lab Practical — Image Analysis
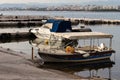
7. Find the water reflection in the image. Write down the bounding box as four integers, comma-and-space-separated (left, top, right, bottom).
39, 58, 114, 79
0, 38, 29, 43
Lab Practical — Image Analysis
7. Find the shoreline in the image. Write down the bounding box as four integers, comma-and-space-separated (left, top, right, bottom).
0, 47, 81, 80
0, 46, 108, 80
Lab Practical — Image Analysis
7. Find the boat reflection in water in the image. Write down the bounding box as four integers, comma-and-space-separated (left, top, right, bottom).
40, 58, 114, 80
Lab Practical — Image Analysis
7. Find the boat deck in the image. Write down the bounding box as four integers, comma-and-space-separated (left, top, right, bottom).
38, 45, 112, 55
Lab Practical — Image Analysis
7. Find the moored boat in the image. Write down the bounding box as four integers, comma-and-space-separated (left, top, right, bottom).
30, 19, 115, 62
30, 19, 92, 39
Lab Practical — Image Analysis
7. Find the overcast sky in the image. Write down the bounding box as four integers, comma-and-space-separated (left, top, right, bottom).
0, 0, 108, 4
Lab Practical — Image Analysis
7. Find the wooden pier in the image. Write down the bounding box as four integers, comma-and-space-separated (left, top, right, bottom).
54, 17, 120, 25
0, 15, 120, 27
0, 15, 49, 27
79, 18, 120, 25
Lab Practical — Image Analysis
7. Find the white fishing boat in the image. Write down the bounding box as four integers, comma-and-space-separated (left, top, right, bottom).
30, 19, 115, 62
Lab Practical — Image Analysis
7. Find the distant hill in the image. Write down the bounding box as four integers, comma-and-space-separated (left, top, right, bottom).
0, 0, 119, 9
0, 3, 26, 8
0, 3, 46, 8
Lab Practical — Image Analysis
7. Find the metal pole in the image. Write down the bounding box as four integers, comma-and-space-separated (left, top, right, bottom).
90, 38, 92, 52
97, 38, 99, 46
32, 47, 34, 60
109, 38, 112, 50
93, 38, 95, 49
89, 70, 92, 80
114, 53, 116, 62
108, 68, 111, 80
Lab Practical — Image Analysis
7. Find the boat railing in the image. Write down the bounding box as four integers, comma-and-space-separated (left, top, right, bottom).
76, 44, 111, 53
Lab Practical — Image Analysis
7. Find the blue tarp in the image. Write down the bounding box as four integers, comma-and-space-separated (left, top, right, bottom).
46, 19, 72, 32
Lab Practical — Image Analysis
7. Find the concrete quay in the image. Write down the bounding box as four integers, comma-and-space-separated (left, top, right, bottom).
0, 47, 82, 80
0, 46, 109, 80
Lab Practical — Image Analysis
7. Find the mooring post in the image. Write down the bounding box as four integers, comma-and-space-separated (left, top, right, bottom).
32, 47, 34, 60
108, 68, 111, 80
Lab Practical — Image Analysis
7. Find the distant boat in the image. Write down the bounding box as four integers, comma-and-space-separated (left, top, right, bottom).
30, 19, 115, 62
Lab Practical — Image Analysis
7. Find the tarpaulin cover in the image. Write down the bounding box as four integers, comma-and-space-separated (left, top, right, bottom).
46, 19, 72, 32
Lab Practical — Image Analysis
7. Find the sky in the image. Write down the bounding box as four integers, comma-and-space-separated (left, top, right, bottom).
0, 0, 108, 4
0, 0, 119, 5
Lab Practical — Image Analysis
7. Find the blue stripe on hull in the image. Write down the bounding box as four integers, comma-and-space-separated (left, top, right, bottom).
67, 53, 112, 60
39, 53, 112, 62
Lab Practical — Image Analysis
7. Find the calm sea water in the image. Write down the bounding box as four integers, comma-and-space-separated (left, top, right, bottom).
0, 11, 120, 79
1, 11, 120, 19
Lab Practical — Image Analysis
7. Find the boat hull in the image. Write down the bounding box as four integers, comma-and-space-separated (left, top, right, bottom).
38, 50, 115, 62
